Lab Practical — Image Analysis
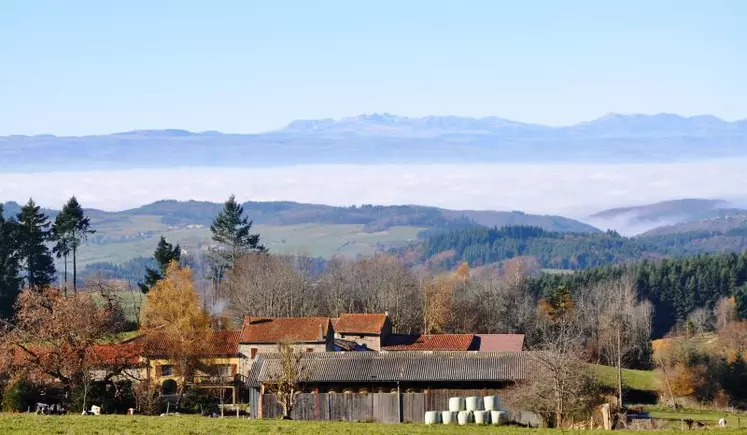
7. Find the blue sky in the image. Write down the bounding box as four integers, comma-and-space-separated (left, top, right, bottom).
0, 0, 744, 135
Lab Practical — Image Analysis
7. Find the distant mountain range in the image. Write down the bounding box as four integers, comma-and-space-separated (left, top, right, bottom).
3, 113, 746, 170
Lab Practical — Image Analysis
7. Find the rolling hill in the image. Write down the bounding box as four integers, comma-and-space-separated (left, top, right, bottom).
587, 198, 747, 235
1, 199, 599, 268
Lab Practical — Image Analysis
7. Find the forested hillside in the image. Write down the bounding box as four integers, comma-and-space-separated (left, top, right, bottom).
410, 225, 747, 271
528, 252, 747, 338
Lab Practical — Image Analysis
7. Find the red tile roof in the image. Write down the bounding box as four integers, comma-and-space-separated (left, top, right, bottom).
240, 317, 331, 344
90, 342, 144, 365
334, 313, 387, 335
130, 329, 241, 357
3, 342, 144, 368
474, 334, 525, 352
382, 334, 476, 351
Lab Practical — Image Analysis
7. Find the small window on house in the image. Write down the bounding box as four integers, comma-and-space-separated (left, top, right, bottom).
250, 348, 258, 359
306, 348, 314, 353
160, 365, 174, 377
213, 364, 232, 377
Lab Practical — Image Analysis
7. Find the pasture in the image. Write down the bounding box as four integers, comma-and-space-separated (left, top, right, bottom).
1, 414, 745, 435
75, 223, 424, 267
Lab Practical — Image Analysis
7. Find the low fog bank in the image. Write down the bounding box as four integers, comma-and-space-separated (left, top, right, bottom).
2, 160, 747, 235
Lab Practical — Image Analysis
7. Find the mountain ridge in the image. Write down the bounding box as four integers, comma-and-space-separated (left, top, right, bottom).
3, 113, 747, 170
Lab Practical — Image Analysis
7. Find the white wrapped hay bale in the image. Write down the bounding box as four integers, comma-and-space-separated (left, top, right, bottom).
441, 411, 457, 424
491, 410, 508, 425
465, 396, 480, 411
425, 411, 441, 424
483, 395, 499, 411
474, 410, 489, 425
457, 410, 473, 425
448, 397, 465, 412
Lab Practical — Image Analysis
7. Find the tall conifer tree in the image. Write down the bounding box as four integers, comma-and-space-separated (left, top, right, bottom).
208, 195, 264, 301
0, 204, 21, 318
58, 197, 95, 292
16, 199, 55, 289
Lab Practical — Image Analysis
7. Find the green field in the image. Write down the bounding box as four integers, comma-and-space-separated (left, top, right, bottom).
74, 222, 424, 267
646, 407, 742, 423
592, 364, 657, 392
1, 414, 746, 435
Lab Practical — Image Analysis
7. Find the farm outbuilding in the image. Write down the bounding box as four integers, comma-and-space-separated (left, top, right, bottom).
247, 351, 538, 424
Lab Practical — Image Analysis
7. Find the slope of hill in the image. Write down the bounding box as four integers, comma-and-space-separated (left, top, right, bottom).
407, 222, 747, 272
2, 199, 599, 268
3, 113, 747, 170
407, 226, 670, 270
641, 212, 747, 236
587, 198, 747, 235
590, 199, 729, 222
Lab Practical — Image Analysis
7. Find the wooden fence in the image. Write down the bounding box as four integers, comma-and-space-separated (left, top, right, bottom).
260, 388, 542, 424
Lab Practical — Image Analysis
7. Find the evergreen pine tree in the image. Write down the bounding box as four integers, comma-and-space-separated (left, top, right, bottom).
0, 204, 21, 319
207, 195, 265, 301
51, 211, 73, 292
210, 194, 265, 268
58, 197, 95, 292
139, 236, 181, 294
16, 199, 55, 289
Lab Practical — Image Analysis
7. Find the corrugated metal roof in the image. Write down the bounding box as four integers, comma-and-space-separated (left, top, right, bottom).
252, 351, 533, 383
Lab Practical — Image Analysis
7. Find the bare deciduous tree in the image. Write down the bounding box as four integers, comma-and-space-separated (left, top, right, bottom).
687, 308, 714, 335
0, 287, 130, 410
264, 341, 309, 419
511, 308, 599, 428
223, 254, 317, 325
714, 296, 738, 331
592, 275, 652, 407
317, 255, 422, 333
472, 275, 538, 335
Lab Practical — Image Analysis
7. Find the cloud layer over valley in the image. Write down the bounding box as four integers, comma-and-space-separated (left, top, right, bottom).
2, 160, 747, 235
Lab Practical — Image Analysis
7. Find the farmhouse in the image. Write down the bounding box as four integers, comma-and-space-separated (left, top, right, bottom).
89, 312, 527, 412
123, 329, 247, 404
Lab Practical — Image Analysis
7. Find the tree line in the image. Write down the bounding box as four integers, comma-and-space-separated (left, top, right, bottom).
529, 251, 747, 338
410, 224, 747, 271
0, 198, 94, 319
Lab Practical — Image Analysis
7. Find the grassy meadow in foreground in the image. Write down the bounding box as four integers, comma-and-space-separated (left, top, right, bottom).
2, 414, 747, 435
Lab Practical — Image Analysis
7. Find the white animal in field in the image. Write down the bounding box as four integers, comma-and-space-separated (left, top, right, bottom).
718, 418, 727, 428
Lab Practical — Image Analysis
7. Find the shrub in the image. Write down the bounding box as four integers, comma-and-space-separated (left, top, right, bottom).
179, 388, 218, 414
2, 379, 38, 412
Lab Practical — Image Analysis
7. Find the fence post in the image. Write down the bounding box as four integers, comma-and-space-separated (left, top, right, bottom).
397, 381, 402, 423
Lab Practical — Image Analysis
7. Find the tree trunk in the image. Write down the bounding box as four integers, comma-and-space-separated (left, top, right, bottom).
72, 241, 77, 293
63, 254, 69, 295
617, 324, 623, 407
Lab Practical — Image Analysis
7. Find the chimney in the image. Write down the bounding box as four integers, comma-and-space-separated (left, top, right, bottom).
319, 324, 324, 341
